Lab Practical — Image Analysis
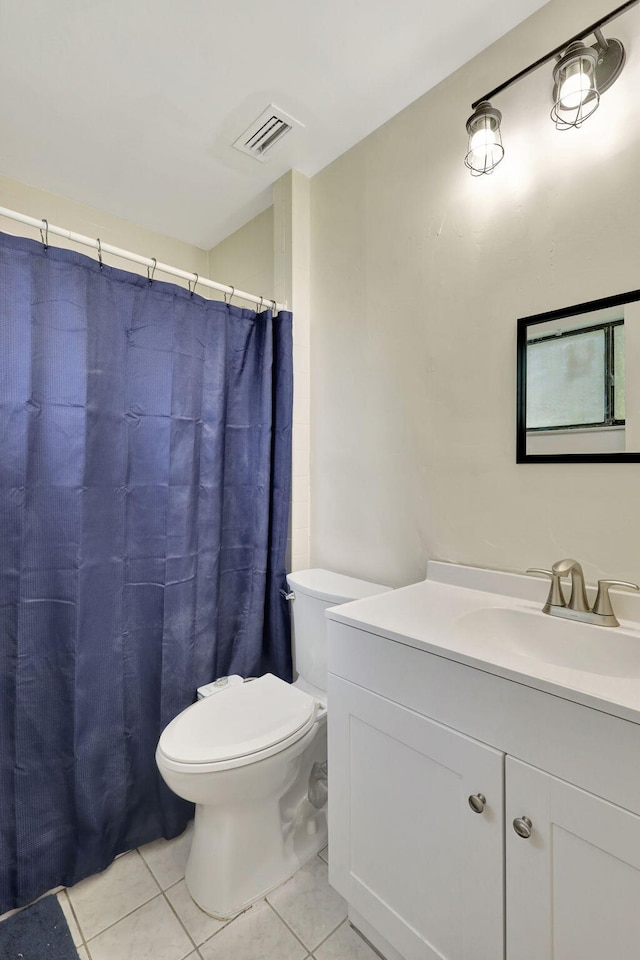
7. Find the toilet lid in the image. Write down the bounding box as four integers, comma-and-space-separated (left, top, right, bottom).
158, 673, 317, 765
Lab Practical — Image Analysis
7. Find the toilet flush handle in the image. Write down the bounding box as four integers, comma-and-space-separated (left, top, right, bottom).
280, 589, 295, 601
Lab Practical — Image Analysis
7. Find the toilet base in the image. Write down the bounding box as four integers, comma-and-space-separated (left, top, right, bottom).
183, 722, 327, 918
185, 802, 327, 919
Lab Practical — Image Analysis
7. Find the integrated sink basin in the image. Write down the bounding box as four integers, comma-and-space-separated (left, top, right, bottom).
454, 605, 640, 679
327, 562, 640, 721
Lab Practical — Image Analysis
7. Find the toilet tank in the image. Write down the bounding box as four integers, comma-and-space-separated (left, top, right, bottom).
286, 568, 392, 693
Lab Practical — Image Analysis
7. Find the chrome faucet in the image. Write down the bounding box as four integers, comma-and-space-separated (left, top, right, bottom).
528, 559, 639, 627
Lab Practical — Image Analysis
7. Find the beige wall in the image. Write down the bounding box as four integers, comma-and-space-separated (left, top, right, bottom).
207, 191, 313, 574
273, 172, 312, 573
5, 0, 640, 592
310, 0, 640, 588
0, 174, 208, 283
208, 206, 275, 304
208, 181, 314, 573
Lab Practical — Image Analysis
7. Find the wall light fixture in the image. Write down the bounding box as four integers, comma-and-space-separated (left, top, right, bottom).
465, 0, 636, 175
551, 41, 600, 129
465, 101, 504, 175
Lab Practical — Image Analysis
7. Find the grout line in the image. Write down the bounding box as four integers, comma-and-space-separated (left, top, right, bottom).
68, 849, 161, 944
265, 898, 344, 957
265, 899, 310, 952
61, 889, 91, 954
82, 891, 165, 946
132, 848, 204, 954
135, 846, 166, 894
312, 916, 349, 953
83, 838, 196, 950
197, 902, 252, 950
160, 885, 199, 953
175, 890, 252, 952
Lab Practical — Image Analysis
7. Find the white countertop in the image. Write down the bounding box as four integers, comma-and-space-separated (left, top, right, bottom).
326, 561, 640, 725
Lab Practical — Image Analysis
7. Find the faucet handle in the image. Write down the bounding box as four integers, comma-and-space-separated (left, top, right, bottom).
527, 568, 567, 609
592, 580, 640, 624
551, 558, 581, 576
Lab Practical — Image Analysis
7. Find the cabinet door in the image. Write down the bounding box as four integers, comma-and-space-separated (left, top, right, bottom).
506, 756, 640, 960
328, 675, 504, 960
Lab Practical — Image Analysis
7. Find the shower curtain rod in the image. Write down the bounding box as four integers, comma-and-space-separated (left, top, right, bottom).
0, 205, 286, 312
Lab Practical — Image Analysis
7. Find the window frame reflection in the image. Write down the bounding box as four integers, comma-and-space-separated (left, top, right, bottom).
526, 318, 624, 432
516, 288, 640, 464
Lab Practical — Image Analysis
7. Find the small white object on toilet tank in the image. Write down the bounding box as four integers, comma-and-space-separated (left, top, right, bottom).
196, 675, 244, 700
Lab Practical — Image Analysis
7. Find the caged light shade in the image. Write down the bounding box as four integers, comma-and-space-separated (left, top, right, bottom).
551, 41, 599, 130
551, 29, 626, 131
464, 101, 504, 176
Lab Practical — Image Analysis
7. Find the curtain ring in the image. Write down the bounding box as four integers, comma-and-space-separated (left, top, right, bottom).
258, 296, 265, 313
40, 218, 49, 250
225, 285, 235, 304
147, 257, 157, 284
271, 298, 278, 314
188, 272, 198, 297
96, 237, 103, 269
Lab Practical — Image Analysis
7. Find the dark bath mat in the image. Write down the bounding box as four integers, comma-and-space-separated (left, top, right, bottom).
0, 894, 80, 960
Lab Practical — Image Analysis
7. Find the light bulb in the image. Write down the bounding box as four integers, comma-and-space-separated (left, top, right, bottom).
469, 125, 500, 168
465, 101, 504, 175
559, 68, 592, 109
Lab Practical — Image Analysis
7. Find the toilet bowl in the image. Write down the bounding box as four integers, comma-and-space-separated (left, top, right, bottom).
156, 568, 391, 918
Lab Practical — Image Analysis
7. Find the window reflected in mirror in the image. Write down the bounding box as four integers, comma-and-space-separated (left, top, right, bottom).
517, 291, 640, 463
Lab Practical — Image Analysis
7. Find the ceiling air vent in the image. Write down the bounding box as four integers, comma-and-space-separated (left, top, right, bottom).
233, 104, 303, 162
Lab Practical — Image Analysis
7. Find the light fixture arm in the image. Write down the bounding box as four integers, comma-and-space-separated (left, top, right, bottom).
470, 0, 637, 110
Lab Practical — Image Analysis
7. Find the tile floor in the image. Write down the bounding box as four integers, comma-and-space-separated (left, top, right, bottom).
17, 825, 382, 960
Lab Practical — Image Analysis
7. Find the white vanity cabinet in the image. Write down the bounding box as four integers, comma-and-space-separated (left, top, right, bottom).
506, 758, 640, 960
327, 615, 640, 960
330, 676, 504, 960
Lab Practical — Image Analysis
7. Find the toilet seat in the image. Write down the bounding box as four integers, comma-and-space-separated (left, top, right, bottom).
157, 674, 318, 773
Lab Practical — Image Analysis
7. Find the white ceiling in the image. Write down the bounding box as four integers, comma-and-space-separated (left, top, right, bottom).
0, 0, 550, 249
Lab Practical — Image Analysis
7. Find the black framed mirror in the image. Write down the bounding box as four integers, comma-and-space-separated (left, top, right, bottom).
517, 289, 640, 463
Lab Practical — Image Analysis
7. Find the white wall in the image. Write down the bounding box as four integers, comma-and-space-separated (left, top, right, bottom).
310, 0, 640, 588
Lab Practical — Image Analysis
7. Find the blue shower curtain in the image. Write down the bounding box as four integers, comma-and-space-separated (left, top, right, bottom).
0, 230, 293, 912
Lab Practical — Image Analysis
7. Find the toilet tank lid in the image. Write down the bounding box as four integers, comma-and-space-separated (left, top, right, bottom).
286, 568, 392, 603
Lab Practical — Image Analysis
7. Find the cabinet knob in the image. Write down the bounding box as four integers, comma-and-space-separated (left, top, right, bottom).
468, 793, 487, 814
512, 816, 533, 839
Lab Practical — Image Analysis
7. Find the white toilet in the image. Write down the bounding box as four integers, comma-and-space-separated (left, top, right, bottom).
155, 568, 391, 919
